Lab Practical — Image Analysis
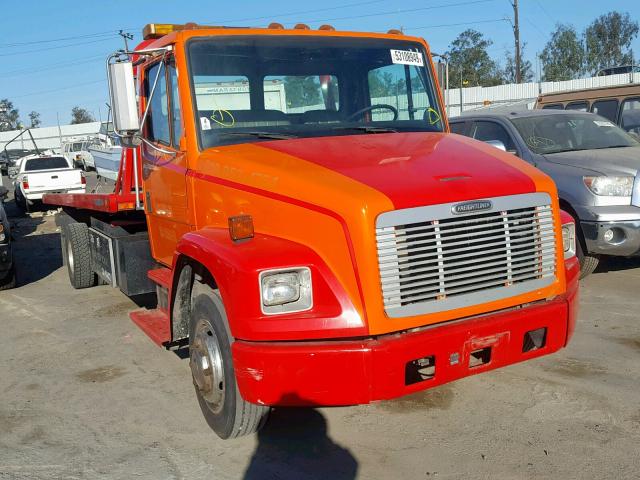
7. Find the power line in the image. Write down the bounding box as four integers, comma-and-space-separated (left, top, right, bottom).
0, 55, 105, 78
0, 31, 125, 48
0, 38, 116, 57
403, 18, 509, 32
532, 0, 554, 23
212, 0, 388, 24
10, 79, 105, 99
286, 0, 498, 26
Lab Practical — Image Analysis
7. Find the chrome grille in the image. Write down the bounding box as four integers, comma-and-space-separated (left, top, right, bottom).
376, 193, 557, 318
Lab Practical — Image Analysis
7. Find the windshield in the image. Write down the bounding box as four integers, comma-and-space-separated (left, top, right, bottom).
187, 35, 444, 149
510, 113, 639, 154
24, 156, 69, 171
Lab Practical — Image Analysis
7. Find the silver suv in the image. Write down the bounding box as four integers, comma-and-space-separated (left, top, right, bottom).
450, 110, 640, 277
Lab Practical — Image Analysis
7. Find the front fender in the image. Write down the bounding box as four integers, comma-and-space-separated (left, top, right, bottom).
174, 228, 366, 341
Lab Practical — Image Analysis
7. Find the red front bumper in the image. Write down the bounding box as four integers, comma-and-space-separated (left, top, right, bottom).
233, 257, 580, 407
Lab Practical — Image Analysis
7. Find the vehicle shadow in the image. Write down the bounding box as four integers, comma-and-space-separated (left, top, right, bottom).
594, 255, 640, 274
243, 402, 358, 480
11, 231, 62, 286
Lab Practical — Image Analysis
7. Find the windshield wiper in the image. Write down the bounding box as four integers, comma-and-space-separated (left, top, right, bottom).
333, 126, 398, 134
217, 131, 298, 140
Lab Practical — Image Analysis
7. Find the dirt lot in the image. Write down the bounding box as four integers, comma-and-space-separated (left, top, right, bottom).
1, 173, 639, 479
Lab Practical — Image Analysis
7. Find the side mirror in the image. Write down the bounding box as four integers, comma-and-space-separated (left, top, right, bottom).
485, 139, 507, 151
108, 60, 140, 137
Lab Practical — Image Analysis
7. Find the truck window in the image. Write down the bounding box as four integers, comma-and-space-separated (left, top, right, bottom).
187, 35, 444, 149
591, 99, 619, 123
621, 98, 640, 134
168, 61, 183, 146
263, 75, 340, 115
145, 62, 171, 145
24, 156, 69, 171
542, 104, 563, 110
471, 121, 516, 152
565, 101, 588, 112
367, 63, 432, 122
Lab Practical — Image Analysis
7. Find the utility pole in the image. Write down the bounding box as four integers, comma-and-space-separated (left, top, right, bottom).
118, 30, 134, 52
511, 0, 521, 83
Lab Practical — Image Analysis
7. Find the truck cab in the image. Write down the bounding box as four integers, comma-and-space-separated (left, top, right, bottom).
46, 23, 580, 439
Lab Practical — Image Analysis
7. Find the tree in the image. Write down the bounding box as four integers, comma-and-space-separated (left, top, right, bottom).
503, 44, 534, 83
540, 24, 585, 81
584, 11, 639, 74
70, 106, 95, 124
0, 99, 20, 132
446, 29, 503, 87
28, 111, 41, 128
283, 76, 322, 108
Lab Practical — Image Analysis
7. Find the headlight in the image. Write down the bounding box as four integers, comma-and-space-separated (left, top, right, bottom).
562, 222, 576, 259
583, 176, 634, 196
259, 267, 312, 315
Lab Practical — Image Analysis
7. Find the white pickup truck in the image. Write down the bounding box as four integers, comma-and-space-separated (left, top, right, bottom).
13, 154, 85, 212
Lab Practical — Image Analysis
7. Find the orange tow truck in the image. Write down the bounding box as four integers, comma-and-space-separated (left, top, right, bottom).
45, 22, 580, 439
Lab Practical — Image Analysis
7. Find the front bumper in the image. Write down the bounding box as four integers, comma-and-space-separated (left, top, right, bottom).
233, 257, 580, 407
26, 188, 85, 201
581, 220, 640, 256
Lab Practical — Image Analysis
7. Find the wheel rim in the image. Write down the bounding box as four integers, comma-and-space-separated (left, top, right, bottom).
67, 240, 75, 272
190, 318, 225, 414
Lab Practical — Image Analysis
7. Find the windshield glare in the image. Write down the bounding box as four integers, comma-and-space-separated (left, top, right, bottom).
510, 114, 639, 154
187, 36, 444, 148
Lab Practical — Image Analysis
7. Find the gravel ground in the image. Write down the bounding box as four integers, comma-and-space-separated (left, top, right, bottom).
1, 172, 639, 479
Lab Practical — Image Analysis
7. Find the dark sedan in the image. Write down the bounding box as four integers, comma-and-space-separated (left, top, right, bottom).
0, 186, 15, 289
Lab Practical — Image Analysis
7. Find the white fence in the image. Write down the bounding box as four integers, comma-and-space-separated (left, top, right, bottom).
444, 72, 640, 117
0, 122, 101, 152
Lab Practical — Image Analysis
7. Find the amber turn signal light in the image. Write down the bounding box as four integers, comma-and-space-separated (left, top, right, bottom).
228, 215, 254, 241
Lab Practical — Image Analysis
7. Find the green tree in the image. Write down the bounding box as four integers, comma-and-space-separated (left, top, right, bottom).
368, 70, 396, 97
70, 106, 95, 124
0, 99, 20, 132
28, 111, 41, 128
283, 76, 321, 108
540, 24, 585, 81
503, 44, 534, 83
584, 11, 639, 74
446, 29, 502, 87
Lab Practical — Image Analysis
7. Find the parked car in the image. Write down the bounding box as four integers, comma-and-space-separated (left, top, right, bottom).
450, 110, 640, 277
596, 65, 640, 76
1, 149, 36, 176
0, 185, 16, 290
61, 139, 95, 171
12, 154, 86, 212
535, 84, 640, 137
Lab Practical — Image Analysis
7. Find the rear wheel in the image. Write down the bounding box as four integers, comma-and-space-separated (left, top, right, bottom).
62, 222, 95, 289
189, 282, 269, 439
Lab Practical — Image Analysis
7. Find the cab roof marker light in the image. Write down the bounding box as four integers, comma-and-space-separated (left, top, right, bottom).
319, 24, 335, 31
387, 29, 403, 35
142, 23, 228, 40
294, 23, 311, 30
268, 22, 285, 29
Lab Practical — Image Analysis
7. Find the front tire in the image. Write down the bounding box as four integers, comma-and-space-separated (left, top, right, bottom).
62, 222, 95, 289
576, 238, 600, 279
189, 282, 269, 439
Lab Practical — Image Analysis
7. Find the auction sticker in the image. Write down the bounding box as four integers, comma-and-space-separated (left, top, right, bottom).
594, 120, 615, 127
390, 49, 424, 66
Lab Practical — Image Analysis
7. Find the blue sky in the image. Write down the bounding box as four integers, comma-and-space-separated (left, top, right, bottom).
1, 0, 639, 127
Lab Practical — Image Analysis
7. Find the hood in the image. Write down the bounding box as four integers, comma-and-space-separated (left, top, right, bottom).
259, 132, 539, 210
544, 146, 640, 177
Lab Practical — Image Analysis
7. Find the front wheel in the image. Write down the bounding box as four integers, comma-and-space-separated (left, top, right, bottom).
189, 282, 269, 439
0, 264, 16, 290
576, 238, 600, 279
